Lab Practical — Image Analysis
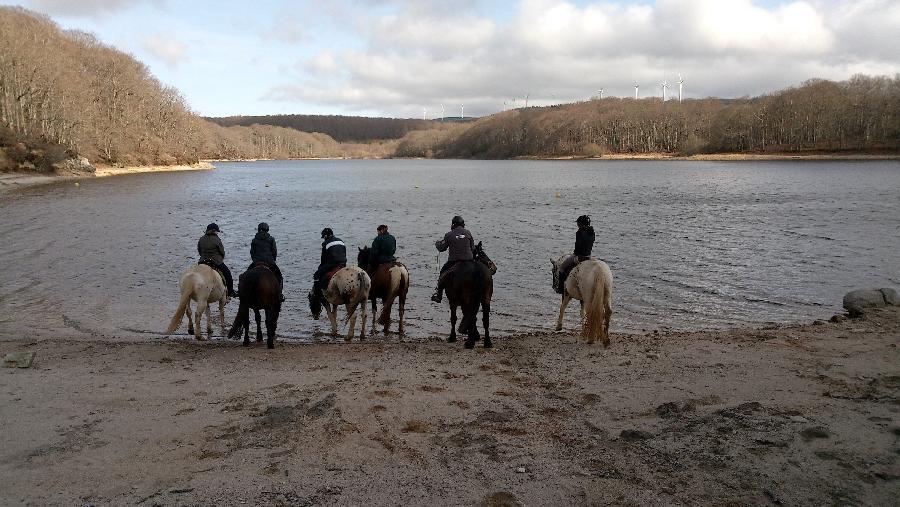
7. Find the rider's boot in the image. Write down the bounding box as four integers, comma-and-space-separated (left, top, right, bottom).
431, 286, 443, 303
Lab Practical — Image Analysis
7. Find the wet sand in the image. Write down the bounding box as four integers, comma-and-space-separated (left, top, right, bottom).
1, 308, 898, 506
0, 163, 213, 193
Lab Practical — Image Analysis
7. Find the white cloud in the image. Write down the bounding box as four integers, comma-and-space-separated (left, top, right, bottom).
141, 34, 186, 68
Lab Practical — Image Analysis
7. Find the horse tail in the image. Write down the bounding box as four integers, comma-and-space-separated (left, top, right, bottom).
165, 282, 193, 334
583, 265, 611, 344
228, 301, 249, 340
345, 270, 371, 323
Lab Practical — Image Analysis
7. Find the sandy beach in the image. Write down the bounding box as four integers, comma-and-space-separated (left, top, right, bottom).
0, 162, 214, 193
1, 307, 897, 506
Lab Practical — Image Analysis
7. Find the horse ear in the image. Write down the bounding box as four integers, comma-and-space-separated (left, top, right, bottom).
358, 246, 362, 251
477, 241, 482, 247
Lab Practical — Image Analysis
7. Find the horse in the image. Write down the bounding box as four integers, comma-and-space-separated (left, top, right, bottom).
442, 242, 496, 349
357, 247, 410, 334
550, 255, 613, 346
227, 263, 281, 349
165, 264, 229, 340
309, 266, 371, 341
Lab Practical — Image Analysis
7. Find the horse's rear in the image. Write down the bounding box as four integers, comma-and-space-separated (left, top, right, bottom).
323, 267, 371, 341
445, 261, 493, 349
576, 260, 613, 346
369, 262, 410, 334
166, 264, 227, 340
229, 265, 281, 349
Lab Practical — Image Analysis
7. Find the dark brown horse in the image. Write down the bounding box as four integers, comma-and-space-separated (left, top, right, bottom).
228, 263, 281, 348
357, 247, 410, 334
443, 242, 496, 349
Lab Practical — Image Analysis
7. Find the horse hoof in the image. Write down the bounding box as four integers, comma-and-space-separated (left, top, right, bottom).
447, 336, 457, 343
267, 344, 274, 349
464, 340, 475, 349
484, 341, 493, 349
242, 342, 249, 347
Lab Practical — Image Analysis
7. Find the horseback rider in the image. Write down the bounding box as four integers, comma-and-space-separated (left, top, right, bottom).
248, 222, 284, 301
431, 215, 475, 303
369, 224, 396, 271
556, 215, 595, 294
312, 228, 347, 302
197, 223, 238, 298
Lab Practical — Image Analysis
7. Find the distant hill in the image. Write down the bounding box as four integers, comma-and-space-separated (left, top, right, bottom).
206, 114, 448, 142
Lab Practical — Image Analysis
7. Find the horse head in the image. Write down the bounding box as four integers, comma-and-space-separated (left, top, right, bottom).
357, 246, 370, 267
474, 241, 497, 275
550, 258, 561, 292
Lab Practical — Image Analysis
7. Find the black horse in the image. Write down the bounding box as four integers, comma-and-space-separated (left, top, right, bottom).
443, 242, 497, 349
228, 263, 281, 348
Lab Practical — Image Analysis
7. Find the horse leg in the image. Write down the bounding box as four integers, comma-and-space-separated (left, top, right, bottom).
266, 307, 278, 349
398, 291, 406, 335
195, 299, 209, 340
360, 298, 367, 341
255, 308, 262, 342
327, 303, 338, 337
448, 304, 458, 343
218, 299, 225, 338
580, 301, 585, 321
482, 301, 492, 348
345, 303, 356, 342
464, 305, 477, 349
186, 300, 194, 336
370, 299, 378, 334
603, 297, 612, 347
556, 294, 572, 332
381, 293, 395, 334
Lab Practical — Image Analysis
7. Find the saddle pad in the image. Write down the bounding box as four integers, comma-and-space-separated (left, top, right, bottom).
325, 266, 342, 282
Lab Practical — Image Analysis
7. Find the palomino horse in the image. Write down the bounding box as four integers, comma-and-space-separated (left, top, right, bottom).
443, 242, 496, 349
228, 263, 281, 349
166, 264, 229, 340
357, 247, 410, 334
551, 255, 613, 345
309, 266, 371, 341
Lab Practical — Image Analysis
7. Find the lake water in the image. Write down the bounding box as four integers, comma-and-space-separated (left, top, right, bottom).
1, 159, 898, 341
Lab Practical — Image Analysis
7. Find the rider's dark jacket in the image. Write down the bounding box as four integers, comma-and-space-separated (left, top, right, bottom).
320, 236, 347, 267
198, 231, 225, 264
574, 226, 595, 257
370, 233, 396, 265
436, 227, 474, 261
250, 231, 277, 264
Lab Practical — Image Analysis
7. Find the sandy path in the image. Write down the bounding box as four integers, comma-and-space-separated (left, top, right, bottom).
1, 309, 898, 506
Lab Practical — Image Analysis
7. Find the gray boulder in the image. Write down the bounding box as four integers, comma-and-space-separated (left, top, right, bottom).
843, 288, 899, 317
53, 156, 95, 174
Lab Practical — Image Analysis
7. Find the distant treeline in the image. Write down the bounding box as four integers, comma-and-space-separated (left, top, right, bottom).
208, 114, 440, 142
398, 75, 900, 159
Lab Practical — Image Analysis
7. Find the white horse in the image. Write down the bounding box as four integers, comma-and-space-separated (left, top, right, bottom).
166, 264, 229, 340
551, 255, 613, 345
311, 266, 371, 341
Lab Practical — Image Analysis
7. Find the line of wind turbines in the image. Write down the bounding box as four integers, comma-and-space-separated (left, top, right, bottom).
421, 74, 686, 120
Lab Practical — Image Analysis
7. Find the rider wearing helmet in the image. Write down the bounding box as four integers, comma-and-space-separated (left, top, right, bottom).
369, 224, 396, 271
249, 222, 284, 300
431, 215, 474, 303
312, 227, 347, 302
556, 215, 595, 294
198, 223, 238, 298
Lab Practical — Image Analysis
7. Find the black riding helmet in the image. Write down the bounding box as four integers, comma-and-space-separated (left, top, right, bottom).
206, 223, 220, 233
576, 215, 591, 227
451, 215, 465, 228
321, 227, 333, 238
258, 222, 269, 232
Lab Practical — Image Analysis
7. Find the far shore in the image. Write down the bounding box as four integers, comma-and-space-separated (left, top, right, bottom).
516, 152, 900, 161
0, 162, 214, 193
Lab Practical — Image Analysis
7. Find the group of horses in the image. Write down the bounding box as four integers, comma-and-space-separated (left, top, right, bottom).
165, 243, 613, 350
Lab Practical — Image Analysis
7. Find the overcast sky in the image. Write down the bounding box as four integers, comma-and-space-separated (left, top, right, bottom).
5, 0, 899, 118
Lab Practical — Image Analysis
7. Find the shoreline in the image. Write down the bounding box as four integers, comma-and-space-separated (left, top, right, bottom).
515, 152, 900, 161
1, 307, 897, 505
0, 162, 214, 193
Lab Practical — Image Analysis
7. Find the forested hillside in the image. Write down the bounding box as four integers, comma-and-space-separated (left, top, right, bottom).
397, 76, 900, 159
208, 115, 441, 142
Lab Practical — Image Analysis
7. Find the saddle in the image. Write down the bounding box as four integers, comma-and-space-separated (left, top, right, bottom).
325, 266, 342, 283
250, 261, 273, 272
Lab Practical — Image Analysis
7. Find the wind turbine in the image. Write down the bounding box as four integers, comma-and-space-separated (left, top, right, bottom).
524, 94, 529, 108
441, 103, 445, 120
598, 88, 603, 100
662, 79, 669, 102
461, 104, 464, 119
634, 84, 639, 99
423, 107, 427, 120
678, 74, 684, 102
